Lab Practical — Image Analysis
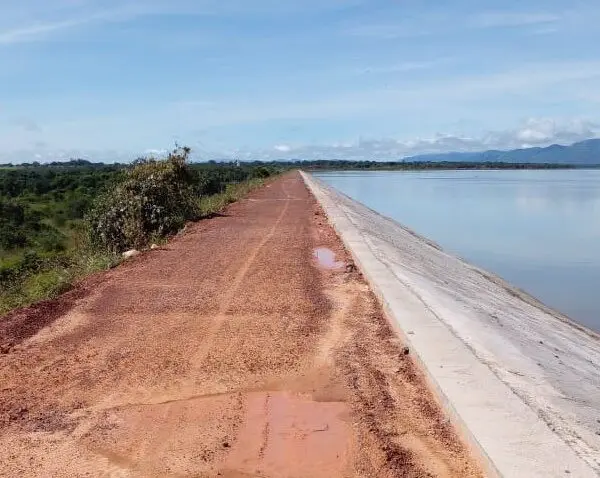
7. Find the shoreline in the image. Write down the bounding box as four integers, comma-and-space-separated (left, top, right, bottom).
314, 173, 600, 341
314, 170, 600, 339
302, 171, 600, 477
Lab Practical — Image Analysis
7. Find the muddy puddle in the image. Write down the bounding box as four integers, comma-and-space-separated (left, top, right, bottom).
313, 247, 345, 270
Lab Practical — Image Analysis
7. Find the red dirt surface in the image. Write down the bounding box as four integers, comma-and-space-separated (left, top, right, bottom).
0, 172, 483, 477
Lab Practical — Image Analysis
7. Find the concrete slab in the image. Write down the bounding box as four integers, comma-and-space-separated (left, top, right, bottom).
302, 172, 600, 478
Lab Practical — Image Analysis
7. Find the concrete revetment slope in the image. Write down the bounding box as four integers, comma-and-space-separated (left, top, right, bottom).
302, 172, 600, 478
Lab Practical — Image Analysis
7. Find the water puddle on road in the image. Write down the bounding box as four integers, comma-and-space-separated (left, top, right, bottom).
313, 248, 344, 270
226, 391, 350, 478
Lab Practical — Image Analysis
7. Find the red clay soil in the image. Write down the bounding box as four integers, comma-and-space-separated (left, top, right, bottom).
0, 172, 483, 477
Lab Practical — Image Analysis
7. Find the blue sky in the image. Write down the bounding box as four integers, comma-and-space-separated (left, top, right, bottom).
1, 0, 600, 162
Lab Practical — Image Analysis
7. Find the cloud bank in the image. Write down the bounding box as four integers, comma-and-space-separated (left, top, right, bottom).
248, 118, 599, 161
1, 118, 597, 163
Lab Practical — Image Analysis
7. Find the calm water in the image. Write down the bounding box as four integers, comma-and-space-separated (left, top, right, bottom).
315, 170, 600, 332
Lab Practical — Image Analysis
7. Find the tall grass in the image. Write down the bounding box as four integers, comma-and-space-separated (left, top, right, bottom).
0, 247, 119, 315
198, 178, 266, 217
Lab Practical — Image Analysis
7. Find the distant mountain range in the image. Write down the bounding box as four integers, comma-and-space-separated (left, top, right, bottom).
404, 138, 600, 165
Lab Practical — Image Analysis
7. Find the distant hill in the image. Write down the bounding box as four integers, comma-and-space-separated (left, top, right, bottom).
404, 138, 600, 165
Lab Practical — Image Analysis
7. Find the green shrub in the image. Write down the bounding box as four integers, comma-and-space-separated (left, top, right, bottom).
86, 147, 199, 253
22, 268, 72, 301
251, 166, 272, 179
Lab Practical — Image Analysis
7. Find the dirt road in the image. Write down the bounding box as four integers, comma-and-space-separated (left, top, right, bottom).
0, 173, 483, 477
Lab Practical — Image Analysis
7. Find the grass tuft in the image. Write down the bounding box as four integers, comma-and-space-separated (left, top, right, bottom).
198, 179, 266, 217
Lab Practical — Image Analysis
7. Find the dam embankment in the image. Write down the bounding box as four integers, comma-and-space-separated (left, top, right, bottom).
302, 171, 600, 477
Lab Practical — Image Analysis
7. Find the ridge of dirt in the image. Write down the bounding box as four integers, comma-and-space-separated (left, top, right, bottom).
0, 172, 483, 477
0, 274, 103, 351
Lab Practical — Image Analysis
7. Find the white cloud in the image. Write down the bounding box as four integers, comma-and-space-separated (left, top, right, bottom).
470, 12, 560, 29
528, 25, 560, 36
252, 118, 599, 161
1, 117, 597, 163
164, 59, 600, 129
144, 148, 168, 156
0, 3, 195, 46
346, 23, 431, 39
357, 59, 452, 75
0, 19, 82, 44
511, 118, 598, 147
345, 9, 563, 40
517, 128, 549, 143
0, 14, 118, 45
0, 1, 192, 46
0, 2, 132, 45
0, 0, 366, 45
0, 147, 135, 164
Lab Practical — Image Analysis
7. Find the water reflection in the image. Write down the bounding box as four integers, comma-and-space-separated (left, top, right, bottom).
316, 170, 600, 331
313, 247, 344, 270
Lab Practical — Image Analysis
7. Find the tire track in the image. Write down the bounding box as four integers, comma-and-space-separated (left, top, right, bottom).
192, 181, 291, 368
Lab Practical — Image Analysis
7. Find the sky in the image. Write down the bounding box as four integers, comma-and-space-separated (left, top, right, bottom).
1, 0, 600, 162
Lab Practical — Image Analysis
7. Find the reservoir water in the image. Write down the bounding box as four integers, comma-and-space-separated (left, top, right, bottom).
314, 170, 600, 332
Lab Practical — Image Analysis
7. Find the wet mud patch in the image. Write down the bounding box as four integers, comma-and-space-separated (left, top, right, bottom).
225, 391, 351, 477
313, 247, 345, 270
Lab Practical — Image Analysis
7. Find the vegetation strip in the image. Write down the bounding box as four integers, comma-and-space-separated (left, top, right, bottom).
0, 148, 276, 316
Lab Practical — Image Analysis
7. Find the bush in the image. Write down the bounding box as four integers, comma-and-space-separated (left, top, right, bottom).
0, 200, 35, 249
251, 166, 272, 179
22, 268, 72, 301
87, 147, 199, 253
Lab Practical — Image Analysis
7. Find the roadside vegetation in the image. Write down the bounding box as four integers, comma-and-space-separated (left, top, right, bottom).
198, 178, 267, 217
0, 148, 277, 315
